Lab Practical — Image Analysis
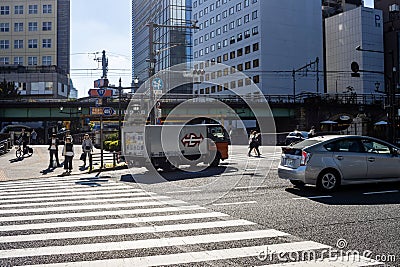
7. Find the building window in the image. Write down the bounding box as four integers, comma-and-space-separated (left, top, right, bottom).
216, 0, 221, 8
224, 82, 229, 90
253, 59, 260, 68
217, 70, 222, 77
28, 5, 38, 14
236, 18, 242, 27
237, 64, 243, 71
244, 14, 250, 23
252, 26, 259, 35
253, 75, 260, 83
0, 57, 9, 65
194, 51, 198, 58
205, 87, 210, 94
28, 56, 38, 65
223, 53, 228, 61
205, 47, 209, 54
223, 39, 228, 47
244, 30, 250, 38
42, 56, 52, 65
0, 40, 10, 49
43, 4, 52, 14
211, 44, 215, 52
216, 28, 221, 35
230, 81, 236, 89
245, 61, 251, 70
253, 42, 259, 51
237, 33, 243, 42
14, 22, 23, 32
28, 22, 38, 31
14, 57, 23, 65
218, 85, 223, 92
205, 33, 209, 41
0, 23, 9, 32
244, 0, 250, 8
42, 39, 51, 48
245, 45, 251, 54
236, 3, 242, 11
223, 24, 228, 33
42, 22, 52, 31
217, 56, 222, 63
238, 79, 244, 87
28, 39, 38, 48
204, 20, 209, 28
230, 36, 235, 44
237, 48, 243, 57
45, 82, 53, 91
216, 14, 221, 22
200, 89, 204, 94
210, 17, 215, 25
0, 6, 10, 15
217, 42, 221, 49
14, 40, 23, 49
14, 5, 23, 15
229, 7, 234, 15
211, 86, 216, 93
229, 21, 235, 30
230, 51, 236, 59
223, 10, 227, 18
252, 10, 258, 19
210, 3, 215, 11
245, 77, 252, 86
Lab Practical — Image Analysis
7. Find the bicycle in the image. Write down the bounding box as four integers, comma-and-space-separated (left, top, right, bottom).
15, 141, 33, 159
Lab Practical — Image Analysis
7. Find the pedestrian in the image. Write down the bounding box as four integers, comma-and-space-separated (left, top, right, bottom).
18, 128, 29, 151
62, 136, 74, 175
248, 130, 256, 157
48, 133, 61, 168
81, 134, 93, 168
253, 131, 262, 157
308, 126, 316, 138
30, 129, 37, 145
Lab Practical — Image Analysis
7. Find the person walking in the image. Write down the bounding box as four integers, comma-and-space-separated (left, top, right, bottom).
48, 134, 61, 168
248, 130, 256, 157
253, 131, 262, 157
62, 136, 74, 175
30, 129, 37, 145
81, 134, 93, 168
18, 128, 28, 151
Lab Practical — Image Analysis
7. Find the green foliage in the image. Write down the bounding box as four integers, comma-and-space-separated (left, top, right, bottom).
105, 133, 118, 142
103, 139, 120, 152
0, 79, 20, 99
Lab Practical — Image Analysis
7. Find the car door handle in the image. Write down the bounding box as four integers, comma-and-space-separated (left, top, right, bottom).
336, 156, 344, 160
368, 157, 375, 162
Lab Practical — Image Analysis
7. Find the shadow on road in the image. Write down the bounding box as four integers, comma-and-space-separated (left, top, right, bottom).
285, 182, 400, 205
121, 166, 239, 184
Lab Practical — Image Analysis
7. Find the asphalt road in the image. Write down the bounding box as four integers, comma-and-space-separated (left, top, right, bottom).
0, 145, 399, 266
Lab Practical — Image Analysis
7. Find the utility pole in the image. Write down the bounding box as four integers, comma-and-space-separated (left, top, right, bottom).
101, 50, 108, 79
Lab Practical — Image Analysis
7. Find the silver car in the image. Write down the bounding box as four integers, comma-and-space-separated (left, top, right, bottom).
278, 135, 400, 191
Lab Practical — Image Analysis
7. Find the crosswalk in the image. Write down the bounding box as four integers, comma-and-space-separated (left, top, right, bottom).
0, 175, 382, 266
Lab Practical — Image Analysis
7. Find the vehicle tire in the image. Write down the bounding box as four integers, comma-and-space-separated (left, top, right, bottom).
15, 149, 22, 159
209, 152, 221, 167
317, 170, 341, 192
290, 180, 305, 188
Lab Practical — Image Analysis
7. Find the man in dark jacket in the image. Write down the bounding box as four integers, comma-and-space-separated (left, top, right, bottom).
48, 134, 61, 168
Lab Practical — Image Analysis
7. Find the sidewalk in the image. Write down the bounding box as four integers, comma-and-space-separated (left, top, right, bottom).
0, 145, 128, 182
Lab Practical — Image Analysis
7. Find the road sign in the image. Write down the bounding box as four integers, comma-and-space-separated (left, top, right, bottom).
88, 89, 113, 98
151, 78, 163, 91
94, 79, 109, 88
90, 107, 115, 116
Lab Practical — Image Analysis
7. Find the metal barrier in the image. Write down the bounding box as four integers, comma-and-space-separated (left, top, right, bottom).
89, 151, 119, 172
0, 138, 11, 155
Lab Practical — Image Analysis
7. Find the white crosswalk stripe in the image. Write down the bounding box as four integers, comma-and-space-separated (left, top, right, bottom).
0, 176, 382, 266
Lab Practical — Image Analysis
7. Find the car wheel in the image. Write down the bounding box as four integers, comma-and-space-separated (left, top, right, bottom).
317, 170, 341, 192
209, 152, 221, 167
290, 180, 305, 188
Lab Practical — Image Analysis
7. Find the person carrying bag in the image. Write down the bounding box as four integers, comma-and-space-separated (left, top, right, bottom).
81, 134, 93, 168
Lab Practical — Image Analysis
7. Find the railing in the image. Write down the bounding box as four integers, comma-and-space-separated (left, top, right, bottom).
89, 151, 120, 172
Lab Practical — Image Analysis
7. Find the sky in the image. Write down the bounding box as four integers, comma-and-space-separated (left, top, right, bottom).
70, 0, 374, 98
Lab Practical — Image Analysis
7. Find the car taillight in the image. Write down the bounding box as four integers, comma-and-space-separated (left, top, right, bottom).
300, 150, 311, 166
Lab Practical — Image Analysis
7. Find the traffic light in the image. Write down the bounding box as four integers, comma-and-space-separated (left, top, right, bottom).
351, 61, 360, 77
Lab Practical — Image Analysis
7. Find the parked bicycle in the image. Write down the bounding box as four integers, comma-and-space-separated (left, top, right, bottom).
15, 140, 33, 159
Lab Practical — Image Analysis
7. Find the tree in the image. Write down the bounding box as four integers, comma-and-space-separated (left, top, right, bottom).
0, 79, 20, 99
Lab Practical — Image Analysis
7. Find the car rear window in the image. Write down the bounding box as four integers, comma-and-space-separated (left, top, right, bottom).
290, 139, 321, 148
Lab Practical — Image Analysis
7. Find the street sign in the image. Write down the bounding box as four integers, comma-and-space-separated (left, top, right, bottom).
151, 78, 163, 90
94, 79, 109, 88
88, 89, 113, 97
90, 107, 115, 116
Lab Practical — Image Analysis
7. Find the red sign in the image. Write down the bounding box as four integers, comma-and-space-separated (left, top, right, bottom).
88, 89, 113, 98
181, 133, 204, 147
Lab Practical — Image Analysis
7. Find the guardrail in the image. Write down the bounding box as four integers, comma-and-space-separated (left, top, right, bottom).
0, 138, 12, 155
89, 151, 120, 172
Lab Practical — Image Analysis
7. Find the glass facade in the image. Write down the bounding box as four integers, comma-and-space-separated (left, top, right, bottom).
132, 0, 193, 93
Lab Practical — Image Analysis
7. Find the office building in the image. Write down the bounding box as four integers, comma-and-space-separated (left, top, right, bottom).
132, 0, 193, 93
192, 0, 324, 96
374, 0, 400, 91
0, 0, 70, 99
325, 6, 384, 94
322, 0, 363, 18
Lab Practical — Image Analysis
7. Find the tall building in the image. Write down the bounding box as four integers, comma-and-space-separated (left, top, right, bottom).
374, 0, 400, 91
192, 0, 324, 96
0, 0, 70, 99
132, 0, 193, 93
322, 0, 363, 18
325, 7, 384, 94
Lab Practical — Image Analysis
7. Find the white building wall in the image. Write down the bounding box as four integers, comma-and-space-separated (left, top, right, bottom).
192, 0, 324, 96
325, 7, 384, 94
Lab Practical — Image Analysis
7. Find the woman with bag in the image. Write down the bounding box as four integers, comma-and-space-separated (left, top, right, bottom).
62, 136, 74, 175
81, 134, 93, 168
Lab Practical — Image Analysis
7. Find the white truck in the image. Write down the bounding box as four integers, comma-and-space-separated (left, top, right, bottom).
122, 124, 230, 171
